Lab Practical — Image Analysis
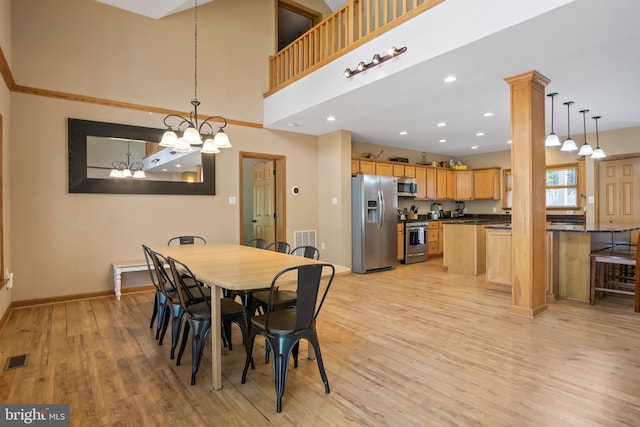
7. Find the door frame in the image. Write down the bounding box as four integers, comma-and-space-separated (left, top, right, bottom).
239, 151, 286, 244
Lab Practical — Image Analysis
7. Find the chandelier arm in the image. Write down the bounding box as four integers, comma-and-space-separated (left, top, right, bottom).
199, 116, 228, 133
163, 114, 192, 130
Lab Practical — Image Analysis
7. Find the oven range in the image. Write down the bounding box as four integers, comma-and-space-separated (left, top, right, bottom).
403, 221, 428, 264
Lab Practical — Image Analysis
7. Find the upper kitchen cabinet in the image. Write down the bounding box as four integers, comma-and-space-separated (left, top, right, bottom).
376, 162, 393, 176
425, 168, 437, 199
473, 167, 501, 200
436, 169, 447, 199
415, 167, 427, 199
446, 170, 456, 200
455, 170, 474, 200
394, 164, 415, 178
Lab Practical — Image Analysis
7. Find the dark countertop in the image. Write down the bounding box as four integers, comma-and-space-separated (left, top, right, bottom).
484, 222, 640, 233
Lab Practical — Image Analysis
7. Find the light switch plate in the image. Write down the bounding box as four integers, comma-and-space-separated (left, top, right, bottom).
228, 196, 237, 205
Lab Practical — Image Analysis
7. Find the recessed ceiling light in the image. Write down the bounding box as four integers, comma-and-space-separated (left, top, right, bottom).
476, 132, 484, 136
287, 123, 298, 127
443, 75, 457, 83
437, 122, 446, 127
483, 112, 493, 117
399, 131, 407, 135
326, 115, 336, 122
176, 164, 182, 168
507, 140, 512, 144
471, 146, 478, 150
439, 139, 447, 143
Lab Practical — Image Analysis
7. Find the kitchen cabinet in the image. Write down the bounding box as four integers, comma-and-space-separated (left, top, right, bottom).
442, 222, 487, 275
376, 162, 393, 176
436, 169, 447, 199
397, 223, 404, 261
446, 170, 455, 200
473, 167, 501, 200
427, 222, 439, 255
358, 160, 377, 175
455, 170, 474, 200
438, 221, 444, 254
425, 168, 437, 199
394, 164, 415, 178
415, 167, 427, 199
351, 160, 359, 175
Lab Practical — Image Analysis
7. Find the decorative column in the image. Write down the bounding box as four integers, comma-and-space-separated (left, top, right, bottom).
504, 71, 550, 317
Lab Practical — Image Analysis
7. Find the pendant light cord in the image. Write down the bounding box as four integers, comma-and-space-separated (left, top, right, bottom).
194, 0, 198, 102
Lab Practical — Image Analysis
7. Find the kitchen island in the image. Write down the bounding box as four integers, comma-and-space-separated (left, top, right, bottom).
485, 222, 640, 301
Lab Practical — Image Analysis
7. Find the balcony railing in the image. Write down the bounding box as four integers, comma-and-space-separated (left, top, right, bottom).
267, 0, 445, 95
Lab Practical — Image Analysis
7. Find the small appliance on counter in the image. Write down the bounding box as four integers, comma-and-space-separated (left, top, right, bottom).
455, 201, 466, 216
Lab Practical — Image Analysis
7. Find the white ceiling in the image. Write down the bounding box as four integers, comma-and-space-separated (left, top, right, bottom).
98, 0, 640, 158
95, 0, 214, 19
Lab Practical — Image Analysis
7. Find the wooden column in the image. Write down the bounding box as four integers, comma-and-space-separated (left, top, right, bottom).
504, 71, 550, 317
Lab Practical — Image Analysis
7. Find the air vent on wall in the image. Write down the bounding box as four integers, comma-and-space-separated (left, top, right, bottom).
293, 230, 317, 249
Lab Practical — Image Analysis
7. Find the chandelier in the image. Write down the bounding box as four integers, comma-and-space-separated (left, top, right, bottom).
159, 0, 231, 154
110, 141, 146, 179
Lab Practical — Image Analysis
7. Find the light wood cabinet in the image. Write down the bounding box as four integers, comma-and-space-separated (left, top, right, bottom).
473, 167, 501, 200
486, 228, 512, 285
376, 162, 393, 176
436, 169, 447, 199
455, 170, 474, 200
393, 164, 415, 178
415, 167, 427, 199
351, 160, 359, 175
425, 168, 437, 199
502, 169, 512, 209
397, 223, 404, 261
359, 160, 376, 175
446, 170, 455, 200
427, 222, 439, 255
438, 221, 444, 254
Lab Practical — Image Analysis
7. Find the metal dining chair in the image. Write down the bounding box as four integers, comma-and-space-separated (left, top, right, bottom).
167, 236, 207, 246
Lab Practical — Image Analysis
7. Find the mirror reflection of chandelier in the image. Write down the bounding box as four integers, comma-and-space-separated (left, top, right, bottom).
110, 141, 146, 178
158, 0, 231, 154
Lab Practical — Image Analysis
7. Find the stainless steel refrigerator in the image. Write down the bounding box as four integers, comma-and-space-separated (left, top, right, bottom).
352, 174, 398, 273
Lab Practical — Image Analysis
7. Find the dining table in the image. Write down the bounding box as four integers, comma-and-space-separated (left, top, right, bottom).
152, 242, 351, 390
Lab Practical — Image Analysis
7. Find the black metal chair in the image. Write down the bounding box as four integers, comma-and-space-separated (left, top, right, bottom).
168, 256, 254, 385
143, 245, 212, 359
246, 238, 267, 249
142, 244, 174, 342
265, 241, 291, 254
289, 245, 320, 260
167, 235, 207, 246
242, 263, 335, 412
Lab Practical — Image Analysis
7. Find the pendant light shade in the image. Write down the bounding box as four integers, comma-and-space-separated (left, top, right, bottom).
560, 101, 578, 152
545, 92, 561, 147
590, 116, 606, 159
577, 109, 594, 156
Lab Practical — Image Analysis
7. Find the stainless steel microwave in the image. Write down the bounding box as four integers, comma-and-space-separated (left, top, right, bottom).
397, 177, 418, 197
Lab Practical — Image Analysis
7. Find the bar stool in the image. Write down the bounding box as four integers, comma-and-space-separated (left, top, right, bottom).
590, 234, 639, 312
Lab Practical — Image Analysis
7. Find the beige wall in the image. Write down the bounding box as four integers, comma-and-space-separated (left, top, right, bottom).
0, 0, 11, 318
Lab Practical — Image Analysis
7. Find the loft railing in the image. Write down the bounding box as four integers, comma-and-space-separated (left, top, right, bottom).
267, 0, 445, 95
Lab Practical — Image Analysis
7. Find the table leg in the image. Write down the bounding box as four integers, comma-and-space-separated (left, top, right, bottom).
113, 267, 122, 301
211, 285, 222, 390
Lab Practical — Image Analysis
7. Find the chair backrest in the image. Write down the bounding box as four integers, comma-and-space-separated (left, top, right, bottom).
246, 238, 267, 249
636, 232, 640, 312
167, 235, 207, 246
265, 241, 291, 254
289, 245, 320, 260
263, 263, 335, 332
142, 245, 176, 299
167, 256, 210, 312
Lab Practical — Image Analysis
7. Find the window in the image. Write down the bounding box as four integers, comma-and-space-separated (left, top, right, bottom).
502, 163, 580, 210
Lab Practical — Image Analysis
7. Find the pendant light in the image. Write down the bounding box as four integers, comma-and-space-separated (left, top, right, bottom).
158, 0, 230, 154
545, 92, 561, 147
560, 101, 578, 152
590, 116, 606, 159
578, 109, 594, 156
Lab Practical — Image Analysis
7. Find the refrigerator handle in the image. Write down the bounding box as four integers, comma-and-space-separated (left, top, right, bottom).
379, 189, 385, 230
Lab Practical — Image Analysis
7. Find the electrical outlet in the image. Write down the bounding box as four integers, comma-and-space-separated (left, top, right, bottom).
492, 207, 497, 213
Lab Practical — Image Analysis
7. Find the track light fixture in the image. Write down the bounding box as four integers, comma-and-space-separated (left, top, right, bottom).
344, 46, 407, 78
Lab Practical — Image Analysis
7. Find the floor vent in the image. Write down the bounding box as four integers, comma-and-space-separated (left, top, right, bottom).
293, 229, 317, 249
4, 353, 29, 371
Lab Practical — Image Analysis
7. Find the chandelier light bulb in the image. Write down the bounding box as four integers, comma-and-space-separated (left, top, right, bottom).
159, 130, 178, 147
183, 126, 202, 144
213, 129, 231, 148
201, 137, 221, 154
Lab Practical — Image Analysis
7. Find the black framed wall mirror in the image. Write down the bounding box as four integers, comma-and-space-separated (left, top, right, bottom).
68, 118, 216, 195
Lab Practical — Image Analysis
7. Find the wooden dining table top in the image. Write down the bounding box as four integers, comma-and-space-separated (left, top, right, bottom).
154, 243, 351, 290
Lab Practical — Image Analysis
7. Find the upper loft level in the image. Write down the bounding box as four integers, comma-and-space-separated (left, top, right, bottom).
263, 0, 640, 158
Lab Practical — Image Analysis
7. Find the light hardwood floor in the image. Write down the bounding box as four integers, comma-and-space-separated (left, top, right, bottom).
1, 258, 639, 426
